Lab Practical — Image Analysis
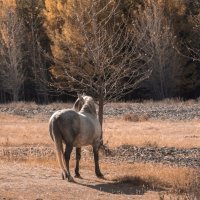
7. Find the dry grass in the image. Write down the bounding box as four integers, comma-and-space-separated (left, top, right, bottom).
103, 118, 200, 148
107, 163, 191, 190
0, 113, 50, 146
104, 163, 200, 199
74, 161, 200, 199
1, 113, 200, 148
123, 112, 150, 122
106, 98, 198, 109
0, 112, 200, 199
2, 101, 73, 109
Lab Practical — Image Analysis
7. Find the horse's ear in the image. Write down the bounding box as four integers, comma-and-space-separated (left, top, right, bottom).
77, 93, 84, 103
77, 93, 82, 99
82, 92, 86, 97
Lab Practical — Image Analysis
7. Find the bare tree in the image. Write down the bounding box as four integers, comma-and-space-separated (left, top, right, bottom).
187, 13, 200, 62
0, 5, 25, 101
134, 0, 181, 99
48, 0, 151, 128
28, 0, 50, 102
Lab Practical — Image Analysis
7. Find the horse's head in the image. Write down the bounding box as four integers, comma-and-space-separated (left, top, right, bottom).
73, 93, 97, 115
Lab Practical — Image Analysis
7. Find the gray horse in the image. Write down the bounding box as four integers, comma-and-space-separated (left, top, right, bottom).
49, 94, 103, 182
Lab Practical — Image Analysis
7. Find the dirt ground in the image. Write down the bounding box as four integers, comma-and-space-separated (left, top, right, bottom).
0, 161, 163, 200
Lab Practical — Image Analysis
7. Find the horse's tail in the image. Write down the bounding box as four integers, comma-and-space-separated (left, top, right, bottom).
49, 118, 65, 175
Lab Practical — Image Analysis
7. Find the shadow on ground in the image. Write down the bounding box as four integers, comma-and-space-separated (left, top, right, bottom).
76, 175, 166, 196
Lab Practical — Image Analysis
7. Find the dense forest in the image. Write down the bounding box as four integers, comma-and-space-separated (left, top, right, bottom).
0, 0, 199, 103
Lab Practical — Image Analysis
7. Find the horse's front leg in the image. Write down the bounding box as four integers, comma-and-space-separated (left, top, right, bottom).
64, 144, 74, 182
92, 144, 103, 178
75, 147, 81, 178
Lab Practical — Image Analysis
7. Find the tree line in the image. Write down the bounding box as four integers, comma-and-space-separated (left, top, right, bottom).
0, 0, 199, 103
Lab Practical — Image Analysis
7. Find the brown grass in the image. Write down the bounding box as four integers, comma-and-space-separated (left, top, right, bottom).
123, 112, 149, 122
0, 113, 50, 146
1, 113, 200, 148
2, 101, 73, 109
0, 112, 200, 199
107, 163, 191, 190
103, 118, 200, 148
71, 160, 200, 198
105, 163, 200, 199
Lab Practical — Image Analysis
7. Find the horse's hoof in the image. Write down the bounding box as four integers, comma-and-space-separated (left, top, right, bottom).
68, 176, 75, 182
74, 174, 82, 179
96, 172, 104, 179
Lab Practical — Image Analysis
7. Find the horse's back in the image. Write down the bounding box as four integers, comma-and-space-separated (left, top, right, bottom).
49, 108, 101, 147
72, 113, 101, 147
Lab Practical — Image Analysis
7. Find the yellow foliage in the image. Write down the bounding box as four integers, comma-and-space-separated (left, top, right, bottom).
0, 0, 16, 18
49, 66, 64, 77
44, 0, 91, 75
146, 0, 186, 16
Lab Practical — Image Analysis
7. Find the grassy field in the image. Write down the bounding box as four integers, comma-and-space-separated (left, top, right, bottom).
0, 107, 200, 199
1, 112, 200, 148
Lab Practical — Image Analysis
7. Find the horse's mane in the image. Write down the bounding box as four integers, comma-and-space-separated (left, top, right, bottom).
81, 96, 97, 115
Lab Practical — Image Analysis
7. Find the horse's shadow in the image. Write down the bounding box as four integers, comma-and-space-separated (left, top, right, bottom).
75, 176, 165, 196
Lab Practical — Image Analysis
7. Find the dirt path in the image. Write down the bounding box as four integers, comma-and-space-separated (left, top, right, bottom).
0, 161, 162, 200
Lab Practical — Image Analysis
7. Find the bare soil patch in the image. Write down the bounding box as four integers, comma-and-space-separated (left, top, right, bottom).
0, 161, 163, 200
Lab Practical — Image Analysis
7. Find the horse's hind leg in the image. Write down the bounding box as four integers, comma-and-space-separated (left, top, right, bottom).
92, 145, 103, 178
64, 144, 74, 182
75, 147, 81, 178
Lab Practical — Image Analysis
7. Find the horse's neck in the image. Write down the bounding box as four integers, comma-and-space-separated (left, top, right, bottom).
80, 103, 97, 116
79, 110, 97, 118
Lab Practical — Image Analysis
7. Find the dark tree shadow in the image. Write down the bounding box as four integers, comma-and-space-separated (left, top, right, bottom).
75, 176, 166, 196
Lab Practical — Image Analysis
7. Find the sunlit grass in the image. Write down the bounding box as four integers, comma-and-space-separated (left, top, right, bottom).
103, 118, 200, 148
0, 112, 200, 148
0, 109, 200, 199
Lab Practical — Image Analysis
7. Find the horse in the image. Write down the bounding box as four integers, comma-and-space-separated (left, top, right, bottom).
49, 94, 103, 182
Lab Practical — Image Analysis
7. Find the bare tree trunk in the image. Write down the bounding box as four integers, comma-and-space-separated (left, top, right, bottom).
98, 97, 104, 131
13, 89, 19, 102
